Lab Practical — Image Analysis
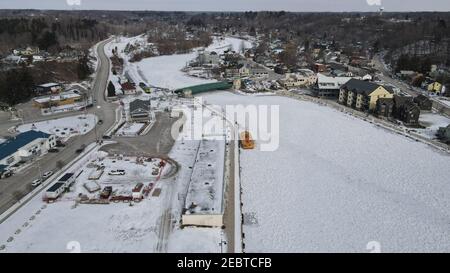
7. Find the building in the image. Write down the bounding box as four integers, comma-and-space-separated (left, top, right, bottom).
45, 173, 76, 200
428, 82, 443, 94
121, 82, 136, 95
129, 99, 151, 121
339, 79, 393, 111
413, 94, 433, 111
198, 50, 221, 66
182, 139, 226, 227
437, 125, 450, 144
315, 73, 352, 98
0, 131, 56, 168
174, 82, 233, 96
279, 70, 317, 89
34, 83, 63, 96
393, 95, 421, 126
314, 63, 328, 73
238, 63, 270, 78
33, 90, 82, 109
376, 98, 394, 118
13, 46, 40, 56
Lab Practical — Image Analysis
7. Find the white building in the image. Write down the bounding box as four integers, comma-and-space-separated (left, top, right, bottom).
0, 130, 56, 168
182, 139, 226, 227
314, 73, 353, 98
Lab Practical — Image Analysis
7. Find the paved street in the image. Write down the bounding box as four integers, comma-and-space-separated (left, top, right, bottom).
372, 54, 450, 116
0, 38, 116, 215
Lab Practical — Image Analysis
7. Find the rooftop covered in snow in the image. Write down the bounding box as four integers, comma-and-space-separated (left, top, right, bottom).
184, 139, 226, 215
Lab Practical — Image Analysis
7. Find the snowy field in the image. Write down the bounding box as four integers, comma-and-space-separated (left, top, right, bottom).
0, 138, 5, 144
16, 114, 97, 139
416, 112, 450, 139
110, 36, 252, 90
134, 53, 217, 90
202, 91, 450, 253
208, 36, 253, 55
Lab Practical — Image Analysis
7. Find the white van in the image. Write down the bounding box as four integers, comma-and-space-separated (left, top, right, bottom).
108, 170, 126, 176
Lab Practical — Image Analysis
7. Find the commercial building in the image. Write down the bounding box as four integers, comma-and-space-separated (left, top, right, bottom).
0, 130, 56, 169
182, 139, 226, 227
33, 90, 83, 109
315, 73, 352, 98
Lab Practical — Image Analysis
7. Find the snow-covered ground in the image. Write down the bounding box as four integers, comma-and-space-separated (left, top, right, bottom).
106, 35, 252, 91
116, 122, 145, 137
16, 114, 97, 140
0, 150, 172, 252
415, 112, 450, 139
208, 36, 252, 55
203, 91, 450, 253
0, 138, 5, 144
134, 53, 217, 90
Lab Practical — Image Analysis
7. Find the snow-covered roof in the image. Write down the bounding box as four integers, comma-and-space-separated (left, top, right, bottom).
184, 139, 226, 215
34, 91, 81, 104
38, 83, 61, 88
317, 73, 352, 90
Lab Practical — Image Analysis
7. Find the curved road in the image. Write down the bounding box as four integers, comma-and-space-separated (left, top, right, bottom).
0, 38, 116, 215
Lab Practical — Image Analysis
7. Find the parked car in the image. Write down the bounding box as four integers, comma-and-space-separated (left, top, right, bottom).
0, 170, 13, 179
31, 179, 42, 187
98, 119, 103, 125
102, 135, 111, 140
108, 170, 126, 176
42, 171, 53, 180
56, 141, 66, 148
48, 148, 59, 153
75, 144, 86, 154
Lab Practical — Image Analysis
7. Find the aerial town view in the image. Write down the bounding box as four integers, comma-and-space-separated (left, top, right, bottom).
0, 0, 449, 261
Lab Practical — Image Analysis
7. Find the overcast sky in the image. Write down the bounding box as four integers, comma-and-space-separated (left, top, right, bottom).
0, 0, 449, 12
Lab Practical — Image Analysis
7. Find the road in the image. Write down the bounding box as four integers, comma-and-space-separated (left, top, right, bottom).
372, 54, 450, 116
0, 38, 117, 215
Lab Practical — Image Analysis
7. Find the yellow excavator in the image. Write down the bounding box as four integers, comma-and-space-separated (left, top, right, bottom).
240, 131, 255, 150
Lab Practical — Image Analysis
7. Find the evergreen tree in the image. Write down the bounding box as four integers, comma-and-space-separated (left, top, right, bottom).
107, 81, 116, 97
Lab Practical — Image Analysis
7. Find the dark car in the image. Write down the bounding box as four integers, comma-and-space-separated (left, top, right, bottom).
75, 145, 86, 153
56, 141, 66, 148
98, 119, 103, 125
1, 170, 14, 179
48, 148, 59, 153
102, 135, 111, 140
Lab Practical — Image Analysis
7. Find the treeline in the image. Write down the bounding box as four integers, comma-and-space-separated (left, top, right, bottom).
395, 54, 433, 74
0, 17, 109, 54
148, 29, 212, 55
0, 54, 92, 106
0, 68, 34, 106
